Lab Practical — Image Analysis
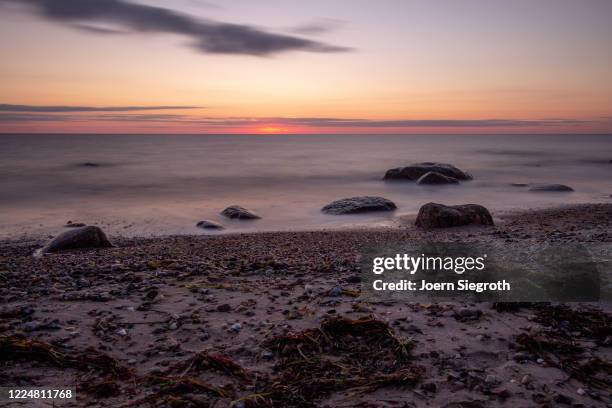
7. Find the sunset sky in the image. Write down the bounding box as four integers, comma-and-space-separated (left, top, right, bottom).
0, 0, 611, 134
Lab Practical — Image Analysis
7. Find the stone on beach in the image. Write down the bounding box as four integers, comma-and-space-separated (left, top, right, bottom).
416, 171, 460, 185
415, 202, 494, 229
221, 205, 261, 219
384, 162, 472, 181
64, 221, 86, 228
196, 220, 224, 229
321, 196, 397, 215
528, 184, 574, 192
40, 226, 113, 253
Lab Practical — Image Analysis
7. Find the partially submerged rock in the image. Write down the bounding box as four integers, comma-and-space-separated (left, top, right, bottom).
196, 220, 224, 230
40, 226, 113, 253
322, 196, 397, 215
220, 205, 260, 220
384, 162, 472, 181
416, 171, 460, 185
415, 202, 494, 229
528, 184, 574, 192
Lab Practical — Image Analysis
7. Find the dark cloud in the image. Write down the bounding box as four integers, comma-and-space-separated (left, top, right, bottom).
0, 104, 200, 112
2, 0, 350, 56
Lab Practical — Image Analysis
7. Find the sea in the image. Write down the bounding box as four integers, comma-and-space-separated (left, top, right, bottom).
1, 133, 611, 239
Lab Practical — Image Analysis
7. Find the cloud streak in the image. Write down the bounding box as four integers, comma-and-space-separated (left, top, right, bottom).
0, 112, 590, 128
0, 104, 200, 112
2, 0, 350, 56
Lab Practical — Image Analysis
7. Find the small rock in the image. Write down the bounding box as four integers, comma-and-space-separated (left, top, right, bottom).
39, 226, 113, 253
220, 205, 260, 220
321, 196, 397, 215
145, 289, 159, 300
521, 374, 531, 385
216, 303, 232, 312
528, 184, 574, 192
116, 328, 127, 336
196, 220, 224, 230
415, 202, 494, 229
384, 162, 472, 181
230, 323, 242, 332
455, 308, 482, 321
64, 221, 86, 228
329, 285, 342, 297
346, 275, 361, 283
576, 388, 585, 396
485, 374, 498, 385
512, 351, 531, 362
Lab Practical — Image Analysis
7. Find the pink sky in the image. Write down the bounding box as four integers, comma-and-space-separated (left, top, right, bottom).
1, 0, 611, 134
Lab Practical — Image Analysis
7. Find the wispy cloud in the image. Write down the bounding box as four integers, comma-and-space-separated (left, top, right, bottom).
0, 104, 200, 112
289, 18, 345, 35
1, 0, 350, 56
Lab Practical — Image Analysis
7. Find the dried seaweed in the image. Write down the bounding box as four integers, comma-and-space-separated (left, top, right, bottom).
0, 334, 131, 378
169, 350, 251, 381
243, 315, 423, 407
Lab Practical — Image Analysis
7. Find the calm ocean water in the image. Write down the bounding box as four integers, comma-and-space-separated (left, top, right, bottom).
1, 134, 611, 238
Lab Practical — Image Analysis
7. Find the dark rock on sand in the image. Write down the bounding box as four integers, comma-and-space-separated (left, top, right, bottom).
528, 184, 574, 192
41, 226, 113, 253
221, 205, 260, 220
416, 171, 460, 185
321, 196, 397, 215
384, 162, 472, 181
76, 162, 102, 167
415, 202, 494, 229
196, 220, 224, 230
64, 221, 86, 228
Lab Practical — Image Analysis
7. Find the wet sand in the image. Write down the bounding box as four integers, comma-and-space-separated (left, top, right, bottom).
0, 204, 610, 407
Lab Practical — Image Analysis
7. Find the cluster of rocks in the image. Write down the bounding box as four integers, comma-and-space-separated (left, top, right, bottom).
40, 161, 583, 253
384, 162, 472, 185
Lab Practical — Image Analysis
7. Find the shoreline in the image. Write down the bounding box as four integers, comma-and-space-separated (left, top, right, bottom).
1, 203, 610, 407
2, 202, 610, 245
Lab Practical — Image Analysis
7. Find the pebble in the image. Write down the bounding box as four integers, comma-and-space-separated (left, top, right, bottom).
485, 374, 498, 385
116, 328, 128, 336
216, 304, 232, 312
329, 285, 342, 297
230, 323, 242, 332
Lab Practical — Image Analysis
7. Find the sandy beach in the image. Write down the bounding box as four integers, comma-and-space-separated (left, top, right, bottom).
1, 203, 610, 407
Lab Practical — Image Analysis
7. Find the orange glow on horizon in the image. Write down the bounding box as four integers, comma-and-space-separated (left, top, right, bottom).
258, 126, 289, 134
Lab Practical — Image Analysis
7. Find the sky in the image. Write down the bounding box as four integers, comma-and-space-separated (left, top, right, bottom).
0, 0, 611, 134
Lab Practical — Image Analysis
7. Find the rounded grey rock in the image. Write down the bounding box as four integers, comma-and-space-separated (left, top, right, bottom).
322, 196, 397, 215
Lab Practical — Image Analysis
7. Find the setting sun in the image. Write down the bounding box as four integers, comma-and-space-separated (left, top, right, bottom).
259, 126, 289, 134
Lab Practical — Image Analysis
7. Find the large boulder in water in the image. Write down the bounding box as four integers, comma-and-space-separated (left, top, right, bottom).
416, 171, 460, 185
41, 226, 113, 253
322, 196, 397, 215
384, 162, 472, 181
221, 205, 260, 220
415, 203, 494, 229
528, 184, 573, 192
